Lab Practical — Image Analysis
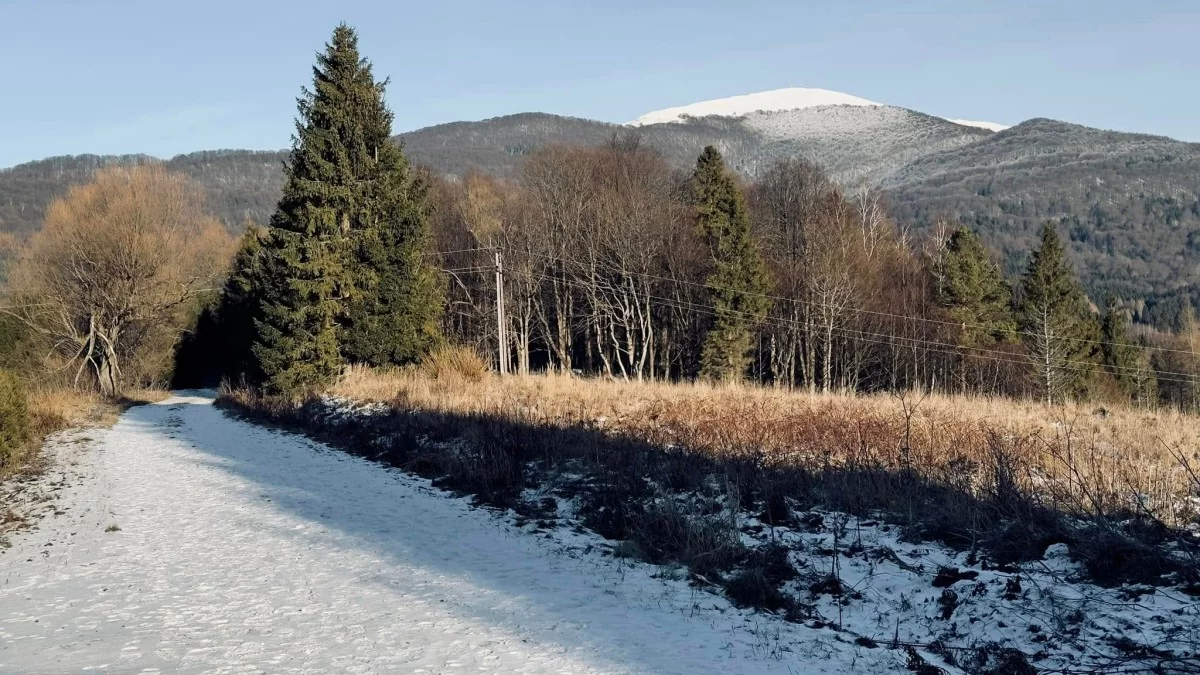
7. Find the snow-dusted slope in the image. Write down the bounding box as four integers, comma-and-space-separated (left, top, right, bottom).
733, 105, 992, 185
629, 87, 881, 126
630, 88, 1008, 137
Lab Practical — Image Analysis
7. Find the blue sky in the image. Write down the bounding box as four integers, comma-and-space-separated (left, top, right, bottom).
1, 0, 1196, 168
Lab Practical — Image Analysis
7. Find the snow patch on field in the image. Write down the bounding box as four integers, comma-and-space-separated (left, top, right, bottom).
313, 395, 1200, 674
4, 394, 1196, 673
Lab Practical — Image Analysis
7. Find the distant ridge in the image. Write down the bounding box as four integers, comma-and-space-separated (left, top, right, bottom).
5, 96, 1200, 324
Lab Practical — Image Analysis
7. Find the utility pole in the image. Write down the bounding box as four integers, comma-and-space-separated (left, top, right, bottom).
494, 249, 509, 375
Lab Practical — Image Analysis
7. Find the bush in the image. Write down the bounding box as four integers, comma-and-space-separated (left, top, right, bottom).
0, 369, 29, 468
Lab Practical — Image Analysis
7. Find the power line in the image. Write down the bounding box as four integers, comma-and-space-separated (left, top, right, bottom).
473, 254, 1198, 387
634, 287, 1198, 386
506, 245, 1200, 361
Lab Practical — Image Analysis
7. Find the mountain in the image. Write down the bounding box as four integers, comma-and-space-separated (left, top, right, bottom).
628, 87, 1009, 133
889, 118, 1200, 321
3, 89, 1199, 327
0, 89, 990, 234
402, 112, 758, 179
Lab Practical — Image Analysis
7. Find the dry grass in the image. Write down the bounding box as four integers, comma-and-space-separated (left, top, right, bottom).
227, 364, 1200, 587
331, 367, 1200, 528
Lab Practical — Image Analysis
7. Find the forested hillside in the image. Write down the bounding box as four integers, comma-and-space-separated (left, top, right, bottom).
4, 110, 1200, 328
890, 119, 1200, 326
0, 150, 286, 236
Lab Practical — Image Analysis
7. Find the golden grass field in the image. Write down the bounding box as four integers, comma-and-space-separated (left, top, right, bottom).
331, 354, 1200, 528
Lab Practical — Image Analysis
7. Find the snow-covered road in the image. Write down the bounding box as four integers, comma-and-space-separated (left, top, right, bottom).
0, 393, 892, 674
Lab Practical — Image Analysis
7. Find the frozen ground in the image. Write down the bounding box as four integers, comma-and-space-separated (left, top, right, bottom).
0, 393, 915, 674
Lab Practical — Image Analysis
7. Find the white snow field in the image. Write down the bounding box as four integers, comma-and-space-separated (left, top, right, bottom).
0, 393, 911, 674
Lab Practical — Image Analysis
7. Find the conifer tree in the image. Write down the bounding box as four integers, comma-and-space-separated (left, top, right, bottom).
340, 162, 442, 366
936, 228, 1016, 343
251, 24, 441, 394
934, 227, 1017, 390
692, 147, 770, 381
218, 226, 268, 383
1018, 223, 1097, 403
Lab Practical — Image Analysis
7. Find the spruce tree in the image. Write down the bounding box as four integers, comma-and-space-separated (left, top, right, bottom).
692, 146, 770, 381
1099, 297, 1143, 399
934, 227, 1017, 391
1018, 223, 1097, 403
252, 24, 441, 395
340, 161, 442, 366
936, 227, 1017, 347
218, 226, 268, 384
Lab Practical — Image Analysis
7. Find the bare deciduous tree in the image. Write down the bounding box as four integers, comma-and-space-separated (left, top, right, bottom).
5, 166, 234, 395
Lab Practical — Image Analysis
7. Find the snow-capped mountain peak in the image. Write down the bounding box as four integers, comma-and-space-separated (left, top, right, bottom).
628, 88, 1008, 133
628, 88, 880, 126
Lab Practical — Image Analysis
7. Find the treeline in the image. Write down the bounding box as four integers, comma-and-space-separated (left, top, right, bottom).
425, 138, 1200, 408
0, 151, 286, 238
890, 118, 1200, 323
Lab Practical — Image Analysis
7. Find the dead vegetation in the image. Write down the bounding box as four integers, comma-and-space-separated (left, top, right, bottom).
221, 361, 1200, 593
221, 362, 1200, 672
330, 364, 1200, 532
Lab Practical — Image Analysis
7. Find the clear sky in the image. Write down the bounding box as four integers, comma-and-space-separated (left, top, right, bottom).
1, 0, 1196, 168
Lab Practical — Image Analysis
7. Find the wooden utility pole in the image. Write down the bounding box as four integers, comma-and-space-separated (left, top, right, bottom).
494, 249, 509, 375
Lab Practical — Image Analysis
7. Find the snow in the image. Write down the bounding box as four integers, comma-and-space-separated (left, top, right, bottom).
628, 88, 881, 126
316, 394, 1200, 674
3, 394, 1194, 674
0, 393, 908, 674
735, 513, 1199, 673
947, 119, 1010, 132
628, 88, 1008, 135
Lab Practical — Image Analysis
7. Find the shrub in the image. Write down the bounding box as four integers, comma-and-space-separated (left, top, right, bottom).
420, 345, 491, 383
0, 369, 29, 468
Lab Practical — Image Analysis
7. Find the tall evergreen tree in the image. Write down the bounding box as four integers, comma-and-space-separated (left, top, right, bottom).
174, 224, 269, 388
692, 147, 770, 381
218, 226, 269, 384
1018, 223, 1097, 403
251, 24, 441, 395
1099, 296, 1143, 398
